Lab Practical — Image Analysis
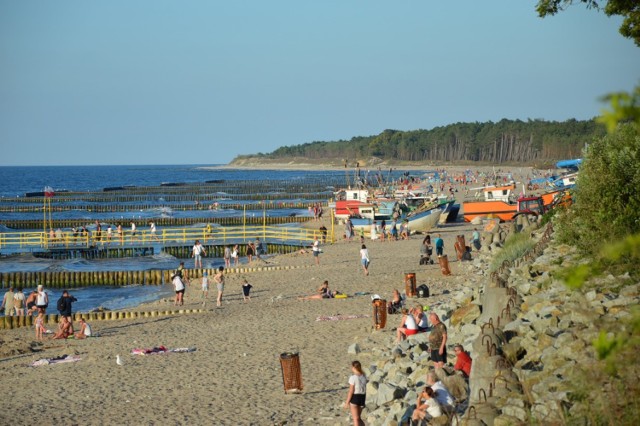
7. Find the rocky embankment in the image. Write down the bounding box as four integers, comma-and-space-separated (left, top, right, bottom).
352, 221, 638, 425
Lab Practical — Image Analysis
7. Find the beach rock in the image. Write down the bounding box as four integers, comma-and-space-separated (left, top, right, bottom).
376, 383, 405, 406
347, 343, 361, 354
450, 303, 481, 327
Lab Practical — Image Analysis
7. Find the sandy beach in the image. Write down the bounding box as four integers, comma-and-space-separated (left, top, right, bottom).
0, 217, 477, 425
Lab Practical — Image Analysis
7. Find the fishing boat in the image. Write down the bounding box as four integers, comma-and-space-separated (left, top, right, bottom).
462, 183, 518, 222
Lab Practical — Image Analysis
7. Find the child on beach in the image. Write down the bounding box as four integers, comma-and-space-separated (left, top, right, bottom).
241, 278, 252, 302
344, 360, 367, 426
360, 244, 370, 276
35, 312, 46, 340
201, 272, 209, 304
74, 318, 93, 339
231, 244, 239, 266
214, 266, 225, 307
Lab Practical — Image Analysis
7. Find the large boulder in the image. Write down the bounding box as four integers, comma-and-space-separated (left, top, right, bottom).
450, 303, 482, 327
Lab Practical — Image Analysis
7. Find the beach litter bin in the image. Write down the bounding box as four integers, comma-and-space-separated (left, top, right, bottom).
372, 298, 387, 330
438, 255, 452, 276
404, 272, 417, 297
279, 352, 303, 394
455, 235, 466, 260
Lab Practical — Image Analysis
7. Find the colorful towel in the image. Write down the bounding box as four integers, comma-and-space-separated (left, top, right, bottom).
30, 355, 82, 367
316, 314, 370, 321
131, 346, 196, 355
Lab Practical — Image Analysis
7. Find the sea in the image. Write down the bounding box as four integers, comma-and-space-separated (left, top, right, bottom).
0, 164, 414, 312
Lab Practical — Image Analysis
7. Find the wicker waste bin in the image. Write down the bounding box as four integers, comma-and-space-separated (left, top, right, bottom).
372, 299, 387, 329
404, 272, 417, 297
279, 352, 303, 393
438, 255, 452, 276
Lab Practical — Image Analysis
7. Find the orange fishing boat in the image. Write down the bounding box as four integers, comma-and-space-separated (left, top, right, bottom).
462, 184, 518, 222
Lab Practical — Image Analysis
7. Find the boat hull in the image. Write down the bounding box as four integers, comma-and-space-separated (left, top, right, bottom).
462, 200, 517, 222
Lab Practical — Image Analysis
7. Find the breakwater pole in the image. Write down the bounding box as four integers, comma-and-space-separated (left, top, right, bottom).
0, 256, 310, 289
1, 215, 312, 230
0, 201, 329, 214
33, 246, 155, 260
0, 263, 312, 330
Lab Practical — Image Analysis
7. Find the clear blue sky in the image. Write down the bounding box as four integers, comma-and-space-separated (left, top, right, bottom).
1, 1, 638, 166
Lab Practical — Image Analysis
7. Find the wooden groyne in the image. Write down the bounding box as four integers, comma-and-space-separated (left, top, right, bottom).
0, 201, 329, 214
0, 259, 310, 288
1, 215, 313, 230
0, 308, 206, 330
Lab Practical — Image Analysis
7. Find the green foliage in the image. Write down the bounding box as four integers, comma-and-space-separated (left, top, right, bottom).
536, 0, 640, 47
592, 330, 621, 361
234, 119, 605, 164
556, 123, 640, 254
488, 232, 536, 273
562, 263, 595, 290
598, 86, 640, 132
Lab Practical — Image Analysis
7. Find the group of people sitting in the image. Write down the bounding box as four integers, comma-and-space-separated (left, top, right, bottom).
36, 314, 92, 340
395, 305, 430, 343
411, 371, 459, 424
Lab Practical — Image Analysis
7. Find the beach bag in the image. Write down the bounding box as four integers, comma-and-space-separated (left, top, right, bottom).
417, 285, 430, 298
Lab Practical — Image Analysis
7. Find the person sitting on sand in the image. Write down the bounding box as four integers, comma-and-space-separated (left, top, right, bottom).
74, 318, 93, 339
52, 316, 73, 339
298, 280, 337, 300
388, 289, 403, 314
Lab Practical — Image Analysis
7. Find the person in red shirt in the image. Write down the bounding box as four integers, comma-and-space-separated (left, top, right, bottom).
453, 344, 472, 377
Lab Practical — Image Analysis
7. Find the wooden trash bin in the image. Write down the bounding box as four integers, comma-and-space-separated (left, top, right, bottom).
372, 299, 387, 330
279, 352, 303, 393
438, 255, 452, 276
404, 272, 417, 297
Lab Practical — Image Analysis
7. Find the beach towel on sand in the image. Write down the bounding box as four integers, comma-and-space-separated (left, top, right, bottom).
30, 355, 82, 367
131, 346, 196, 355
316, 314, 369, 321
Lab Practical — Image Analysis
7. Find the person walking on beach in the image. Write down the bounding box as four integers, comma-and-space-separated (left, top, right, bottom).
13, 288, 25, 316
56, 290, 77, 322
344, 360, 367, 426
241, 278, 252, 302
360, 244, 370, 276
201, 272, 209, 306
224, 246, 232, 268
192, 240, 206, 269
172, 262, 186, 306
35, 285, 48, 314
1, 287, 15, 317
435, 234, 445, 256
471, 228, 481, 251
246, 242, 255, 263
231, 244, 239, 266
344, 218, 353, 241
312, 236, 320, 265
213, 266, 225, 307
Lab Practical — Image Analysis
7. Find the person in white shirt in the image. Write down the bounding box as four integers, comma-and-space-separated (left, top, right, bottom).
412, 386, 443, 423
344, 360, 367, 426
192, 240, 206, 269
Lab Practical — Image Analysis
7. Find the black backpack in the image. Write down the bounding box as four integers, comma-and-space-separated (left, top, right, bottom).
57, 296, 65, 312
417, 285, 430, 298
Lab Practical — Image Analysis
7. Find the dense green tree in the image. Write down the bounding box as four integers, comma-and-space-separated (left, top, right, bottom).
536, 0, 640, 46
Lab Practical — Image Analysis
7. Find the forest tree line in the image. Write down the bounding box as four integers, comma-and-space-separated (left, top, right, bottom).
233, 119, 606, 164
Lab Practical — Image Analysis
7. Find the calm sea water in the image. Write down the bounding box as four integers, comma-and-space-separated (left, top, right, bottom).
0, 164, 374, 312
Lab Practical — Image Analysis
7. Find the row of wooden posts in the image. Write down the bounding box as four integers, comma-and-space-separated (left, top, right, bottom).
32, 242, 306, 260
0, 201, 329, 214
0, 263, 311, 288
6, 191, 333, 204
1, 215, 312, 230
0, 308, 205, 330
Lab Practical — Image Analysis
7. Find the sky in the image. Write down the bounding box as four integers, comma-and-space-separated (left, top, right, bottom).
1, 1, 639, 166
